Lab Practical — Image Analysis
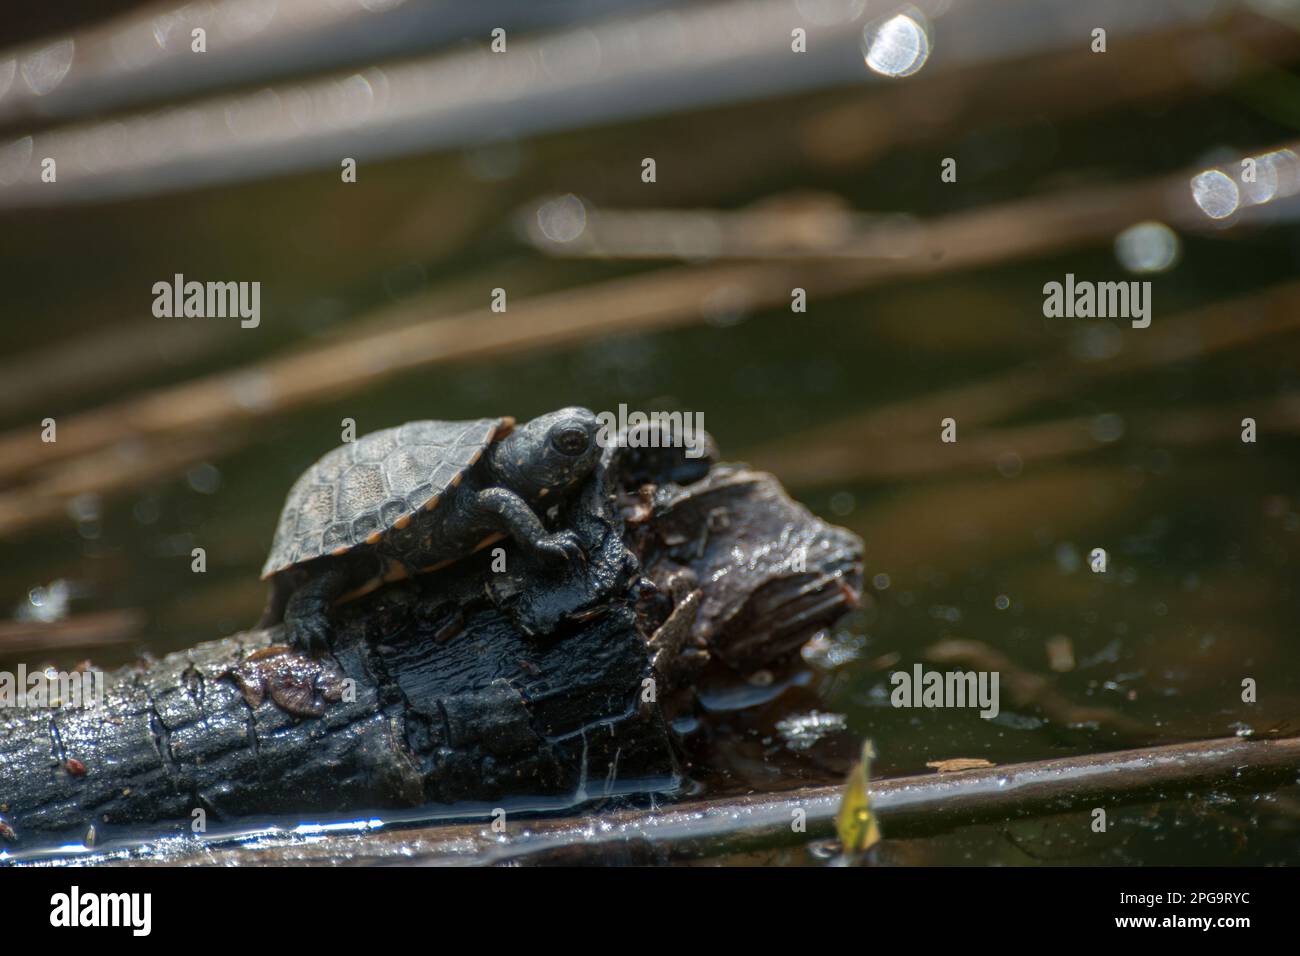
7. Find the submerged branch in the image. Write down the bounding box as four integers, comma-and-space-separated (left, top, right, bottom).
463, 734, 1300, 866
51, 734, 1300, 866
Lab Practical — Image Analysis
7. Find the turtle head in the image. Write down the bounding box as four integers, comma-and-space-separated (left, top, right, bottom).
489, 407, 601, 503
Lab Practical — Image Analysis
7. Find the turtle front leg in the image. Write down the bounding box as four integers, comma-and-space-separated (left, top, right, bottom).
282, 564, 352, 653
472, 488, 585, 563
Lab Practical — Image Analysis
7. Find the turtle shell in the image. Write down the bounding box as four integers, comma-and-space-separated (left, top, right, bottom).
261, 417, 513, 579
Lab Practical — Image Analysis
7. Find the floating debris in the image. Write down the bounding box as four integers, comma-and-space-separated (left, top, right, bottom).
926, 758, 996, 773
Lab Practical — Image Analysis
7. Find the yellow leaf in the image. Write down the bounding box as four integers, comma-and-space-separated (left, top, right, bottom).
835, 740, 881, 856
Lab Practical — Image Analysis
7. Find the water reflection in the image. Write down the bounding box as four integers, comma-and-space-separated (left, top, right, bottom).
862, 11, 930, 78
1191, 148, 1300, 220
1190, 168, 1238, 220
1114, 221, 1180, 274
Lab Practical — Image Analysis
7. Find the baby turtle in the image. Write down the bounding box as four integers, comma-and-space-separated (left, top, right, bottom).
259, 407, 601, 651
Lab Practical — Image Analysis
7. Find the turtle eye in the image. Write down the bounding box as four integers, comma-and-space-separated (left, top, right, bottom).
551, 426, 590, 456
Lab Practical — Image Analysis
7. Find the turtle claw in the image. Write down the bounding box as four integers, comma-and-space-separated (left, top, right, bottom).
536, 530, 586, 566
284, 612, 333, 655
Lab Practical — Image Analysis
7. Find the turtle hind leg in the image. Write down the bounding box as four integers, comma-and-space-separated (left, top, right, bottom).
282, 564, 353, 654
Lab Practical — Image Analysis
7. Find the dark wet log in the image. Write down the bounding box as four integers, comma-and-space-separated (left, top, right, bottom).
0, 446, 864, 853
